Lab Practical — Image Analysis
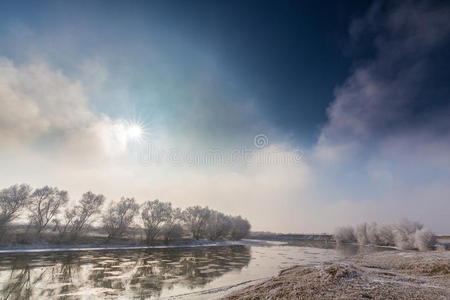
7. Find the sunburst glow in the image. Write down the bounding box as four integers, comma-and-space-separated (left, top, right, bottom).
127, 124, 143, 140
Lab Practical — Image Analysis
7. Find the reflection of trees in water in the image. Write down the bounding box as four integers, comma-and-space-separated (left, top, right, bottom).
335, 244, 361, 256
45, 254, 84, 298
335, 243, 394, 257
1, 256, 46, 300
286, 240, 336, 249
87, 246, 251, 298
127, 246, 251, 298
0, 253, 90, 299
1, 246, 251, 299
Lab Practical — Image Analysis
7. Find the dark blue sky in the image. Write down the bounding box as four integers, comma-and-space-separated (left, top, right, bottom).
0, 0, 375, 147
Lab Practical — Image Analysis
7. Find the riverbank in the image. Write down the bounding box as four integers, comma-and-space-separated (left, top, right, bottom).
0, 239, 269, 254
225, 250, 450, 299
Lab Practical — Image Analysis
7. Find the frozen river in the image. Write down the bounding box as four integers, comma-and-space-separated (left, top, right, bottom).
0, 242, 388, 299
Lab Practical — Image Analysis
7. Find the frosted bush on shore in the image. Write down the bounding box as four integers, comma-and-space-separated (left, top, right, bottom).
355, 223, 369, 245
377, 224, 395, 246
333, 219, 436, 251
392, 219, 417, 250
414, 228, 436, 251
334, 226, 356, 244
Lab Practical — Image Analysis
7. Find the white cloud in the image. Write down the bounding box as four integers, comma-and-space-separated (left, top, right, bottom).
0, 57, 93, 148
0, 57, 143, 163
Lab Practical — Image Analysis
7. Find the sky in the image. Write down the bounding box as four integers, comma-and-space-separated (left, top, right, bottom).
0, 0, 449, 233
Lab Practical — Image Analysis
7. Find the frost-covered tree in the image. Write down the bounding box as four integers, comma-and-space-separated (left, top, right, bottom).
54, 191, 105, 241
205, 211, 232, 241
161, 207, 184, 243
0, 184, 31, 236
28, 186, 69, 236
53, 209, 76, 241
141, 199, 172, 243
102, 197, 139, 239
230, 216, 251, 240
182, 206, 211, 240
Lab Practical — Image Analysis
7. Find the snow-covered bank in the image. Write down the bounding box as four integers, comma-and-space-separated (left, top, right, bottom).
0, 239, 270, 254
225, 250, 450, 299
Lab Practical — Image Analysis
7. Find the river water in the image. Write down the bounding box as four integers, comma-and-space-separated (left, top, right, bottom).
0, 242, 387, 299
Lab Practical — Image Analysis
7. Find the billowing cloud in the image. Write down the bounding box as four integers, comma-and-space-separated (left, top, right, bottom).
312, 1, 450, 232
0, 57, 145, 164
0, 58, 93, 148
320, 0, 450, 153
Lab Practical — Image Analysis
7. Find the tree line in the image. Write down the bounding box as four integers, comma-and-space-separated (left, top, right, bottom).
0, 184, 251, 244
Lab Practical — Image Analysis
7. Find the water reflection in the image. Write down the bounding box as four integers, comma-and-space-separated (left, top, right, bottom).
0, 243, 391, 299
333, 243, 395, 257
0, 246, 251, 299
2, 258, 33, 299
286, 240, 394, 257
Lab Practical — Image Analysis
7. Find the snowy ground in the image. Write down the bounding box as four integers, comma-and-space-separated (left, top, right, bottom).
225, 250, 450, 299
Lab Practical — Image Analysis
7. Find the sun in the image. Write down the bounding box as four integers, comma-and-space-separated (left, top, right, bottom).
127, 124, 143, 140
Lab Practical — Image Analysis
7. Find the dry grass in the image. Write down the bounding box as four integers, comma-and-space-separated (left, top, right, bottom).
225, 251, 450, 299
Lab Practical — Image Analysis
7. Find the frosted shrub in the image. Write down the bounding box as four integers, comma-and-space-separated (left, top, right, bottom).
414, 228, 436, 251
333, 226, 356, 244
355, 223, 369, 245
334, 218, 436, 251
366, 222, 381, 245
393, 219, 422, 250
392, 226, 414, 249
377, 224, 395, 246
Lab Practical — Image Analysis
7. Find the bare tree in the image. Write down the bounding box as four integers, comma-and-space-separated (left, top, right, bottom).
182, 206, 211, 240
102, 197, 139, 239
54, 191, 105, 241
141, 199, 171, 243
205, 211, 232, 241
0, 184, 31, 237
230, 216, 251, 240
161, 207, 184, 243
28, 186, 69, 236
